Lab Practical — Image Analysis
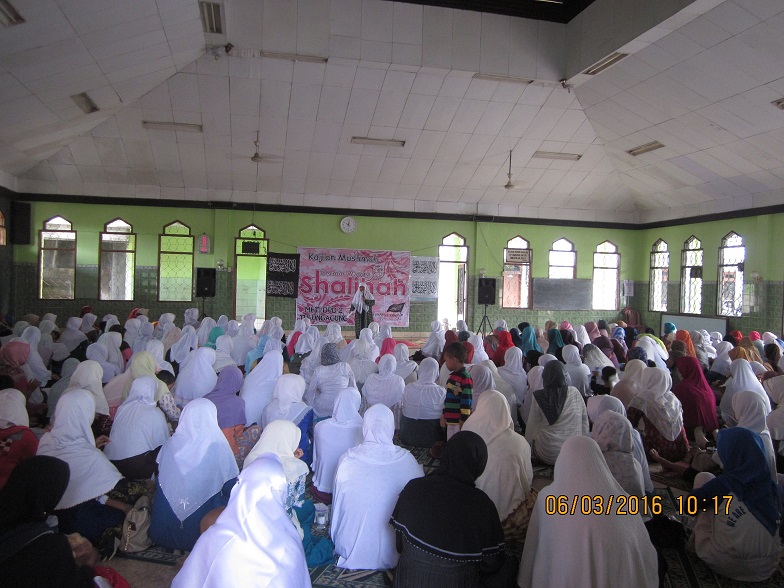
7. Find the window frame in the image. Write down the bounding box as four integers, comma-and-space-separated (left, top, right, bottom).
680, 235, 704, 315
592, 240, 620, 311
38, 216, 77, 300
157, 220, 195, 303
0, 210, 6, 246
502, 235, 532, 309
717, 231, 745, 317
548, 237, 576, 279
233, 225, 269, 321
98, 218, 136, 301
438, 232, 469, 324
649, 239, 669, 312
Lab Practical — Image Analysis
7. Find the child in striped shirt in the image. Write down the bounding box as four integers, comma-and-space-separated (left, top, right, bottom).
442, 342, 473, 441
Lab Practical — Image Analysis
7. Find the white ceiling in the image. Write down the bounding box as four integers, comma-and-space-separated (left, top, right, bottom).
4, 0, 784, 224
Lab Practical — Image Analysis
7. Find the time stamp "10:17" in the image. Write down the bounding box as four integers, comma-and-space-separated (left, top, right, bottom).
545, 494, 733, 516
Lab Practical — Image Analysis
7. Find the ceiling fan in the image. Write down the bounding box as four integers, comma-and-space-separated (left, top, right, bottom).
504, 150, 521, 190
250, 131, 281, 162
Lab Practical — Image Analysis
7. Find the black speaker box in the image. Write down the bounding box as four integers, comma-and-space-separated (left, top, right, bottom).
477, 277, 496, 305
196, 267, 217, 297
10, 201, 31, 245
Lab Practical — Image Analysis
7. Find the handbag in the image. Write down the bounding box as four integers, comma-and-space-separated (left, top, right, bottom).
116, 496, 152, 553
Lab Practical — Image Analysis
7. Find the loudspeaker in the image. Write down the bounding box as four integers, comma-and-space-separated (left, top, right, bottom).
10, 201, 31, 245
477, 277, 496, 305
196, 268, 217, 297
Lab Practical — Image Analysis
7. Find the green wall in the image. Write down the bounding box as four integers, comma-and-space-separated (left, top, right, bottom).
10, 200, 784, 335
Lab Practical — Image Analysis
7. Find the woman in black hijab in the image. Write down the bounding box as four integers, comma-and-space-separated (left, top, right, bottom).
0, 456, 95, 587
390, 431, 517, 587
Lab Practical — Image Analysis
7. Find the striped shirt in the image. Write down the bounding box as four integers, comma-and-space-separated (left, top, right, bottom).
443, 368, 473, 424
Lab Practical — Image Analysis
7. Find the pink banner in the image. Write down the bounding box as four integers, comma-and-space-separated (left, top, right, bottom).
296, 248, 411, 326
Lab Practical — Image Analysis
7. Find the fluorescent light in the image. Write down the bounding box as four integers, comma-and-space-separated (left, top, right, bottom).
627, 141, 665, 156
583, 52, 629, 75
351, 137, 406, 148
772, 98, 784, 110
534, 0, 563, 4
473, 73, 534, 85
0, 0, 24, 26
142, 121, 203, 133
261, 51, 328, 64
532, 151, 581, 161
70, 92, 99, 114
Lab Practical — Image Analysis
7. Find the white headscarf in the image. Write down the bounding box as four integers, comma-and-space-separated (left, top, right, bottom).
468, 333, 490, 363
171, 325, 198, 365
633, 337, 667, 369
299, 337, 326, 383
59, 317, 88, 352
323, 322, 344, 345
591, 411, 644, 497
196, 317, 217, 347
731, 390, 777, 479
497, 346, 528, 407
420, 320, 446, 359
157, 399, 238, 522
494, 320, 508, 331
393, 343, 417, 380
374, 325, 392, 351
262, 374, 310, 430
146, 339, 174, 374
628, 367, 683, 441
38, 320, 69, 363
463, 390, 533, 519
123, 318, 141, 349
244, 419, 309, 487
36, 390, 123, 509
183, 308, 199, 328
225, 320, 239, 337
212, 334, 237, 373
469, 364, 495, 406
362, 355, 405, 410
102, 315, 120, 333
153, 313, 175, 340
711, 341, 733, 376
351, 282, 375, 314
103, 376, 170, 462
355, 328, 380, 362
721, 358, 771, 425
574, 325, 591, 346
85, 340, 121, 384
230, 316, 257, 366
65, 360, 110, 416
294, 332, 314, 355
401, 358, 445, 420
18, 326, 51, 384
80, 313, 97, 334
172, 454, 310, 588
240, 350, 283, 427
175, 347, 218, 405
345, 404, 411, 464
0, 388, 29, 428
99, 331, 124, 372
456, 319, 470, 333
132, 321, 154, 354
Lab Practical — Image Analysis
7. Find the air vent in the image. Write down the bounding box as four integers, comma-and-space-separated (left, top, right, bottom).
627, 141, 665, 156
532, 151, 581, 161
199, 2, 223, 34
583, 52, 629, 75
350, 137, 405, 148
142, 121, 203, 133
0, 0, 24, 27
772, 98, 784, 110
473, 73, 534, 85
70, 92, 99, 114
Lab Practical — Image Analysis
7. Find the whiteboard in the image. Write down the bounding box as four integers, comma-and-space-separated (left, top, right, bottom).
659, 313, 728, 336
532, 278, 592, 310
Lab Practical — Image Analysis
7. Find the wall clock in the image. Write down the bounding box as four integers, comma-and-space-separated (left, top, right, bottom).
340, 216, 357, 233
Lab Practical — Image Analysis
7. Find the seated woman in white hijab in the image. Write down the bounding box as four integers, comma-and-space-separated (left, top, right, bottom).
356, 327, 380, 362
59, 317, 88, 357
627, 367, 689, 462
362, 355, 405, 422
103, 376, 170, 480
420, 320, 446, 360
289, 331, 313, 375
65, 360, 113, 437
497, 346, 528, 413
79, 313, 98, 336
731, 391, 777, 479
374, 324, 393, 352
323, 321, 347, 350
518, 436, 658, 588
149, 399, 238, 552
243, 420, 335, 567
331, 404, 423, 570
467, 363, 495, 409
196, 317, 217, 348
587, 394, 654, 496
211, 334, 236, 373
468, 332, 490, 363
45, 358, 79, 418
719, 358, 771, 425
286, 319, 307, 357
122, 317, 140, 351
16, 326, 52, 385
299, 336, 326, 384
633, 336, 669, 370
525, 360, 589, 465
132, 321, 154, 355
305, 343, 357, 420
611, 358, 647, 408
38, 319, 68, 367
478, 359, 516, 414
393, 343, 418, 384
562, 344, 591, 398
99, 331, 124, 372
153, 313, 176, 341
168, 325, 198, 376
174, 347, 218, 407
689, 427, 782, 583
462, 390, 534, 541
590, 411, 645, 498
399, 358, 446, 447
348, 334, 379, 389
240, 348, 283, 427
244, 326, 284, 374
182, 308, 199, 328
261, 374, 314, 465
229, 316, 256, 368
311, 388, 363, 504
37, 390, 147, 556
456, 319, 472, 336
172, 454, 311, 588
85, 340, 121, 384
145, 339, 174, 376
521, 353, 558, 425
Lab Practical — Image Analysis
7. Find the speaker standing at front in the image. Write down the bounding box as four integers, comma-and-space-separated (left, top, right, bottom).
477, 278, 496, 306
196, 268, 217, 297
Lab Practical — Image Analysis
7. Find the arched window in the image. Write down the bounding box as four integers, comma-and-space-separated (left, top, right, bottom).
0, 211, 6, 246
158, 221, 194, 302
235, 225, 268, 324
438, 233, 468, 328
502, 236, 532, 309
649, 239, 669, 312
592, 241, 619, 310
99, 218, 135, 300
681, 236, 703, 314
39, 216, 76, 299
718, 232, 745, 317
549, 238, 575, 279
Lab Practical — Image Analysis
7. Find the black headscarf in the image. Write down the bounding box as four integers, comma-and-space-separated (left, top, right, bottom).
533, 360, 570, 425
517, 322, 530, 333
525, 349, 543, 371
457, 330, 470, 342
390, 431, 504, 560
510, 328, 523, 349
